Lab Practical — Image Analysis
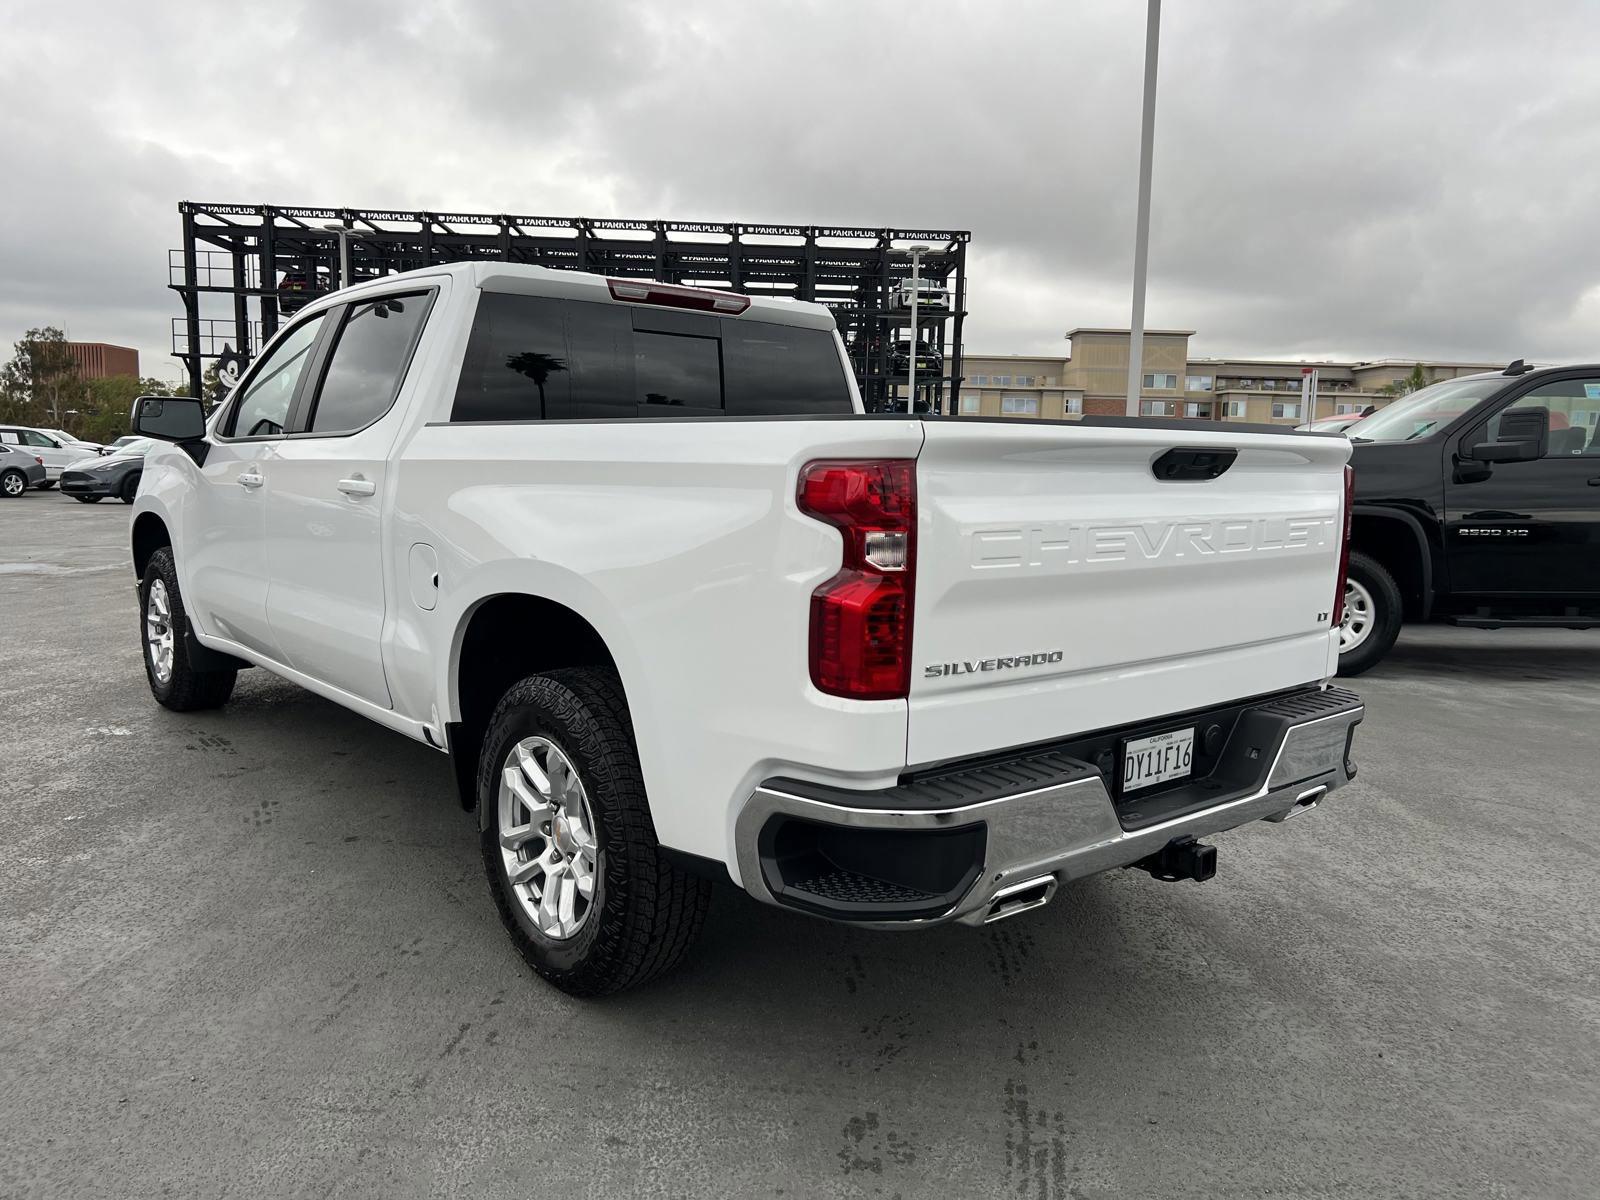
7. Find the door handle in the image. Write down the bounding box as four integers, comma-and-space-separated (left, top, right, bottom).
337, 476, 377, 497
238, 471, 264, 489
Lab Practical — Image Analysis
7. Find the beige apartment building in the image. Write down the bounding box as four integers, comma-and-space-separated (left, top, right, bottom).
955, 327, 1499, 424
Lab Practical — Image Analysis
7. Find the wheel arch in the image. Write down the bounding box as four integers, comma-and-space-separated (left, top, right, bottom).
1350, 506, 1433, 621
446, 591, 630, 812
131, 510, 172, 580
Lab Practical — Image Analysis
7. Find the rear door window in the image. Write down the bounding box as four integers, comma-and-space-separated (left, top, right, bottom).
451, 293, 571, 422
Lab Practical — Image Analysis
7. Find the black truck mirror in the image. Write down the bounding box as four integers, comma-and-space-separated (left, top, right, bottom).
1469, 405, 1547, 463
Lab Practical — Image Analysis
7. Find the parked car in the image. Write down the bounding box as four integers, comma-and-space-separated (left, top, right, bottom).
59, 437, 153, 504
1336, 361, 1600, 673
0, 425, 88, 488
0, 444, 47, 496
888, 278, 951, 313
127, 263, 1364, 996
101, 435, 144, 455
278, 268, 335, 314
40, 427, 104, 455
888, 338, 942, 378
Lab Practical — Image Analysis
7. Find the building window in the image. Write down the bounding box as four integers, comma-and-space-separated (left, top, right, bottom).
1271, 401, 1302, 419
1335, 402, 1363, 416
970, 375, 987, 385
1062, 395, 1082, 415
994, 375, 1011, 386
960, 395, 980, 414
1183, 402, 1212, 418
1015, 375, 1036, 386
1001, 394, 1039, 416
1142, 372, 1178, 389
1186, 375, 1213, 391
1222, 400, 1245, 418
1140, 399, 1175, 416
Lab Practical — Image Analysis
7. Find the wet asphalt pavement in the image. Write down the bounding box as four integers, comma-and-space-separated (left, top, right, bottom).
3, 491, 1597, 1198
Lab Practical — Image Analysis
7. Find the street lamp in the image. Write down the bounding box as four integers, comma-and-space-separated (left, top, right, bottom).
320, 222, 366, 289
904, 244, 930, 414
1125, 0, 1162, 417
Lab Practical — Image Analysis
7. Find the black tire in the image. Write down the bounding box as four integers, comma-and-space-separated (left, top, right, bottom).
139, 546, 237, 711
120, 472, 141, 504
74, 495, 103, 503
36, 479, 55, 490
1337, 550, 1403, 676
478, 667, 710, 997
0, 470, 26, 498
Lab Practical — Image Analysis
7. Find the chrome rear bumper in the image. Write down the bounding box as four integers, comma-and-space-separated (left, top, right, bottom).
734, 686, 1363, 929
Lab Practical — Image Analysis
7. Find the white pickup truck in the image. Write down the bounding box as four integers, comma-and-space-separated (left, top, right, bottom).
129, 263, 1364, 996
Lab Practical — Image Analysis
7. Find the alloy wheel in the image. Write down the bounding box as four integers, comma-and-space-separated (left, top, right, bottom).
498, 736, 599, 940
1, 473, 23, 497
145, 577, 176, 684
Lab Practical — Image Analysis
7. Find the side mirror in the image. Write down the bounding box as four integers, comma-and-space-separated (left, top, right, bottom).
131, 395, 206, 443
1468, 405, 1547, 463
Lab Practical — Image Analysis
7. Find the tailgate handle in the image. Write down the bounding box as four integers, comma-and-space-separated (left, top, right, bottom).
1152, 447, 1237, 482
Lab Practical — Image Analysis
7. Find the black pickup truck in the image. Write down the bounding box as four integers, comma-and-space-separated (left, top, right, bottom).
1337, 361, 1600, 673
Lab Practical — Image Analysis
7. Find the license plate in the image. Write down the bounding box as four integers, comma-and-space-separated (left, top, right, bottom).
1121, 728, 1195, 793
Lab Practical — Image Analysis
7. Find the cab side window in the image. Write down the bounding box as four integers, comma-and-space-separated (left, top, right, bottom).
305, 294, 432, 435
1486, 378, 1600, 455
223, 314, 326, 438
19, 430, 57, 448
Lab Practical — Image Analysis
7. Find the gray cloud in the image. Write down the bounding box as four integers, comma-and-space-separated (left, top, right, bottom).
3, 0, 1599, 379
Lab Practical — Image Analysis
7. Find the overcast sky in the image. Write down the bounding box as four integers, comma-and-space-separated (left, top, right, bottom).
4, 0, 1599, 383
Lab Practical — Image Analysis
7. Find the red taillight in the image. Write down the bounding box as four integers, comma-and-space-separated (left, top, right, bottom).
606, 278, 751, 314
1332, 463, 1355, 625
797, 459, 916, 700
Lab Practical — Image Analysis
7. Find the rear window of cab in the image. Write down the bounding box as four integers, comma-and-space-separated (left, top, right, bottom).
451, 293, 853, 422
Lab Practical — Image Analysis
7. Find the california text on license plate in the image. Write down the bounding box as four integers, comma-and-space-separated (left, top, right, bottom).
1121, 728, 1195, 793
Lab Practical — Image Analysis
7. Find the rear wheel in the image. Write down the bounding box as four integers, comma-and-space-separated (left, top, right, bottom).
36, 479, 55, 490
478, 667, 710, 996
120, 472, 141, 504
0, 470, 26, 498
1337, 551, 1403, 676
140, 547, 237, 711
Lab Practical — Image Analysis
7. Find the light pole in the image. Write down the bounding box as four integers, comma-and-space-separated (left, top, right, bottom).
1125, 0, 1161, 417
320, 222, 361, 289
904, 244, 930, 414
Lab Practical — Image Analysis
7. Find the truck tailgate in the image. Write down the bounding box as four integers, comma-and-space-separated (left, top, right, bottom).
908, 421, 1350, 766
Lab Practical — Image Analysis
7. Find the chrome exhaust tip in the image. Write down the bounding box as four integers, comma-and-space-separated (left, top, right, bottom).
983, 874, 1057, 924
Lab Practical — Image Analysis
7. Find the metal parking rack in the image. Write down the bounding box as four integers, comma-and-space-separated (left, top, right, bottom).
170, 202, 971, 413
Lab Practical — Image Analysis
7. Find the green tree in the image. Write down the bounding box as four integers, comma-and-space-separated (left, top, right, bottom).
1, 327, 80, 426
75, 375, 186, 443
1379, 363, 1430, 397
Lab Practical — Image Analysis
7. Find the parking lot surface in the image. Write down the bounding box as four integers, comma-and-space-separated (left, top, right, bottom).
3, 491, 1597, 1199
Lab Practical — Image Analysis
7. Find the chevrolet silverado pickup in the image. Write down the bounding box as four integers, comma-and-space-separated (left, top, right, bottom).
128, 263, 1364, 996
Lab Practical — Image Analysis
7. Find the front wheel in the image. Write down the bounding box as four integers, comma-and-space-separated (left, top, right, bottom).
140, 547, 237, 711
120, 472, 141, 504
1337, 551, 1403, 676
0, 470, 26, 498
478, 667, 710, 996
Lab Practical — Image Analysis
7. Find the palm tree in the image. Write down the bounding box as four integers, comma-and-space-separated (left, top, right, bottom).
504, 352, 568, 418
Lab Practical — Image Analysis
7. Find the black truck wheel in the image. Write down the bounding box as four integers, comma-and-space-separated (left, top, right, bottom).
1337, 551, 1403, 676
140, 547, 237, 711
477, 667, 710, 997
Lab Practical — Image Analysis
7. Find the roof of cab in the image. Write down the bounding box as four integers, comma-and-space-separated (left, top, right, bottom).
469, 262, 838, 331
